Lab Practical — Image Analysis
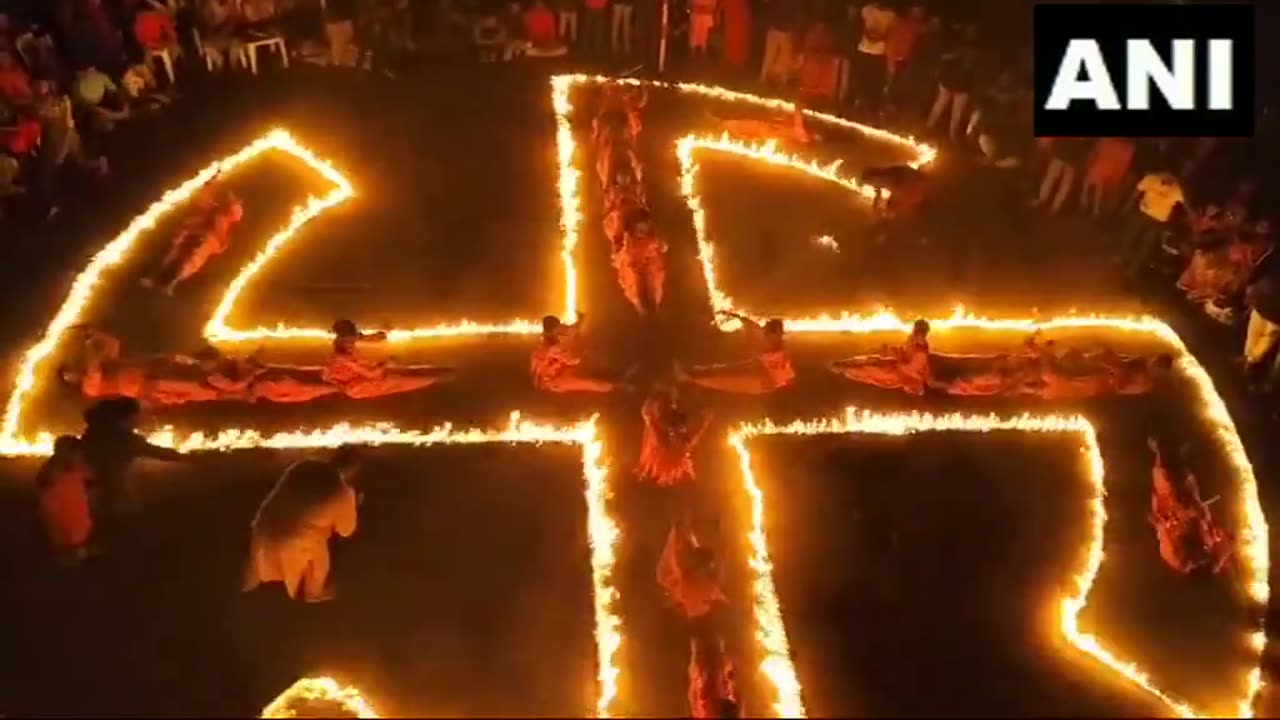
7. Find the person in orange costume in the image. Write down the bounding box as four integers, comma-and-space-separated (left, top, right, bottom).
531, 314, 632, 393
142, 191, 244, 296
594, 84, 645, 147
1147, 438, 1233, 575
603, 176, 648, 252
36, 435, 93, 567
638, 383, 712, 489
598, 140, 643, 194
1099, 351, 1174, 395
58, 327, 221, 405
243, 447, 361, 603
323, 319, 456, 399
613, 214, 667, 314
719, 0, 751, 72
830, 319, 931, 395
688, 633, 741, 719
657, 520, 728, 624
676, 314, 795, 395
194, 348, 342, 405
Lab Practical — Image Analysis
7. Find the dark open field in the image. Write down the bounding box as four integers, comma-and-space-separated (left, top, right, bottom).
0, 62, 1276, 717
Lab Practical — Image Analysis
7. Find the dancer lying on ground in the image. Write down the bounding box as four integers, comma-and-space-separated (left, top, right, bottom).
676, 314, 795, 394
602, 173, 648, 252
141, 188, 244, 295
195, 347, 342, 404
594, 83, 646, 146
714, 106, 821, 145
638, 382, 713, 495
530, 314, 635, 393
862, 164, 930, 243
658, 519, 729, 624
613, 213, 667, 314
58, 326, 223, 405
598, 140, 643, 193
36, 435, 93, 567
243, 447, 361, 603
323, 319, 456, 399
1147, 438, 1233, 575
688, 633, 741, 719
830, 319, 932, 395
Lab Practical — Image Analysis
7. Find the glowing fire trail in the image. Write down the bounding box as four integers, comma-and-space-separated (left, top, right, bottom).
202, 414, 620, 719
730, 408, 1264, 718
261, 677, 379, 718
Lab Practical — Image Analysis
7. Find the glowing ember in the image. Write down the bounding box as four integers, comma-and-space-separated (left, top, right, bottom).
261, 677, 379, 718
730, 407, 1265, 718
811, 235, 839, 253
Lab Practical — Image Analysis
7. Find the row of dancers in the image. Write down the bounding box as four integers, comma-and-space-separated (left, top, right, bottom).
831, 320, 1175, 399
58, 321, 454, 407
595, 83, 667, 316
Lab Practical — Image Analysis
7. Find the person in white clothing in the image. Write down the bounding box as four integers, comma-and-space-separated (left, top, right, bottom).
851, 1, 894, 115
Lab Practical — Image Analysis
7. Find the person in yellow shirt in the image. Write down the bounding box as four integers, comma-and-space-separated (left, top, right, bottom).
1118, 170, 1188, 284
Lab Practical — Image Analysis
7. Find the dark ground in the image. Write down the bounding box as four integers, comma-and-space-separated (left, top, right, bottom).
0, 60, 1277, 717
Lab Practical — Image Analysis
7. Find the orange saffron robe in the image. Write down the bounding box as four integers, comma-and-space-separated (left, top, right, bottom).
37, 457, 93, 551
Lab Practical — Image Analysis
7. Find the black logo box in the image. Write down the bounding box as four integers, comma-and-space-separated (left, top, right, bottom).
1032, 2, 1254, 138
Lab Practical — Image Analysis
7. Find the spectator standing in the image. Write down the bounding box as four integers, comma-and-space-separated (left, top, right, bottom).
582, 0, 607, 54
758, 0, 798, 86
555, 0, 579, 45
926, 23, 977, 141
610, 0, 633, 55
33, 77, 106, 216
851, 0, 893, 117
325, 0, 359, 66
884, 4, 926, 117
688, 0, 717, 58
1117, 169, 1188, 284
719, 0, 748, 73
1031, 137, 1090, 216
1080, 137, 1135, 218
0, 49, 32, 106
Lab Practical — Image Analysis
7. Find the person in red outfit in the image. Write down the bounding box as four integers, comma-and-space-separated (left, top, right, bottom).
36, 435, 93, 567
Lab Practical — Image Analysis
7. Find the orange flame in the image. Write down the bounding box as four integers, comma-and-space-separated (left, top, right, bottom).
730, 407, 1264, 718
261, 676, 379, 718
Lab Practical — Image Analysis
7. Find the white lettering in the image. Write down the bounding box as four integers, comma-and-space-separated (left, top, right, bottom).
1208, 38, 1234, 110
1044, 39, 1121, 110
1126, 39, 1195, 110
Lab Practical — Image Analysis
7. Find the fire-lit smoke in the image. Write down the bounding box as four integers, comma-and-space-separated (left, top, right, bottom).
730, 407, 1265, 718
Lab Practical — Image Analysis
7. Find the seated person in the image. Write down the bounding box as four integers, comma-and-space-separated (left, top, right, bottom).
121, 62, 173, 111
133, 8, 182, 62
657, 520, 728, 622
637, 383, 712, 488
831, 319, 931, 395
322, 319, 456, 399
614, 215, 667, 315
521, 0, 565, 55
71, 65, 130, 132
530, 314, 632, 393
1178, 219, 1273, 306
677, 314, 795, 395
197, 0, 245, 68
0, 49, 32, 106
688, 633, 740, 719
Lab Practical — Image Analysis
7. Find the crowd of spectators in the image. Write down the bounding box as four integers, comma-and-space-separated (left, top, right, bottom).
3, 0, 1279, 407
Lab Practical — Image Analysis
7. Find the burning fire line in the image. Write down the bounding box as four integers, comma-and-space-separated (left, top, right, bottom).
730, 407, 1265, 718
157, 413, 621, 719
261, 676, 380, 718
674, 131, 1270, 702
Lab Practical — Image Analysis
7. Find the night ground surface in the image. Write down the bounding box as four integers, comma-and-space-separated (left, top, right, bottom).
0, 62, 1277, 717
